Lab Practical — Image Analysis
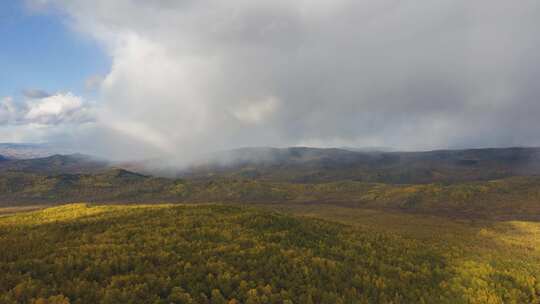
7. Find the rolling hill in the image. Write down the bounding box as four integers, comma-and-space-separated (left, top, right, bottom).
1, 167, 539, 221
1, 203, 539, 303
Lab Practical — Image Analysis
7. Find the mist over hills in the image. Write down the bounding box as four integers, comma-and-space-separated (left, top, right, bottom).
181, 146, 540, 184
1, 144, 540, 221
2, 144, 540, 184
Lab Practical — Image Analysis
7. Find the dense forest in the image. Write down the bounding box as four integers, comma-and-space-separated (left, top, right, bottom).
1, 169, 540, 220
1, 204, 539, 303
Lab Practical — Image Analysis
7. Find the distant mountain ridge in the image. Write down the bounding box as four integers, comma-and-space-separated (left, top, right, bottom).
2, 144, 540, 184
181, 146, 540, 184
192, 146, 540, 166
0, 153, 110, 175
0, 143, 68, 159
1, 145, 540, 220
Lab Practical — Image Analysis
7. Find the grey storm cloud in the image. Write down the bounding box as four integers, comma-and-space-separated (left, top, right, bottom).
27, 0, 540, 160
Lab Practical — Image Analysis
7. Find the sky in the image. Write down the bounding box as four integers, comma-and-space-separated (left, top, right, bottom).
1, 0, 540, 162
0, 1, 108, 98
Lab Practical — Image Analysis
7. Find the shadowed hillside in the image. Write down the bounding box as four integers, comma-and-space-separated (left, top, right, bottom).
181, 147, 540, 184
1, 168, 540, 221
0, 154, 109, 175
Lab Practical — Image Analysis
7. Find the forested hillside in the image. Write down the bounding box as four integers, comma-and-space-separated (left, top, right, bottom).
1, 168, 540, 220
182, 147, 540, 184
1, 204, 539, 303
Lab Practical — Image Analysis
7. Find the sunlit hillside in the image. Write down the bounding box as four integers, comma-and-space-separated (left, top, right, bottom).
1, 204, 540, 303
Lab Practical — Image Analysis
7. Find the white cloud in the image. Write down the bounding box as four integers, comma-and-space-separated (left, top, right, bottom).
20, 0, 540, 160
24, 93, 92, 125
0, 93, 94, 126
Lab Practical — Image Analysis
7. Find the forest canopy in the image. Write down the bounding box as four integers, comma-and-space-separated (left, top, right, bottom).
1, 204, 539, 303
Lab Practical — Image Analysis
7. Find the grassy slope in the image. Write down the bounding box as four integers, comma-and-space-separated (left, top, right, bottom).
1, 204, 540, 303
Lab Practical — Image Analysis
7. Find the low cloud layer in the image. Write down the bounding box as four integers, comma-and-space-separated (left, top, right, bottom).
18, 0, 540, 160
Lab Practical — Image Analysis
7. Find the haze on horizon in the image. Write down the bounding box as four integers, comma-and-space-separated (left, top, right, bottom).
1, 0, 540, 162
